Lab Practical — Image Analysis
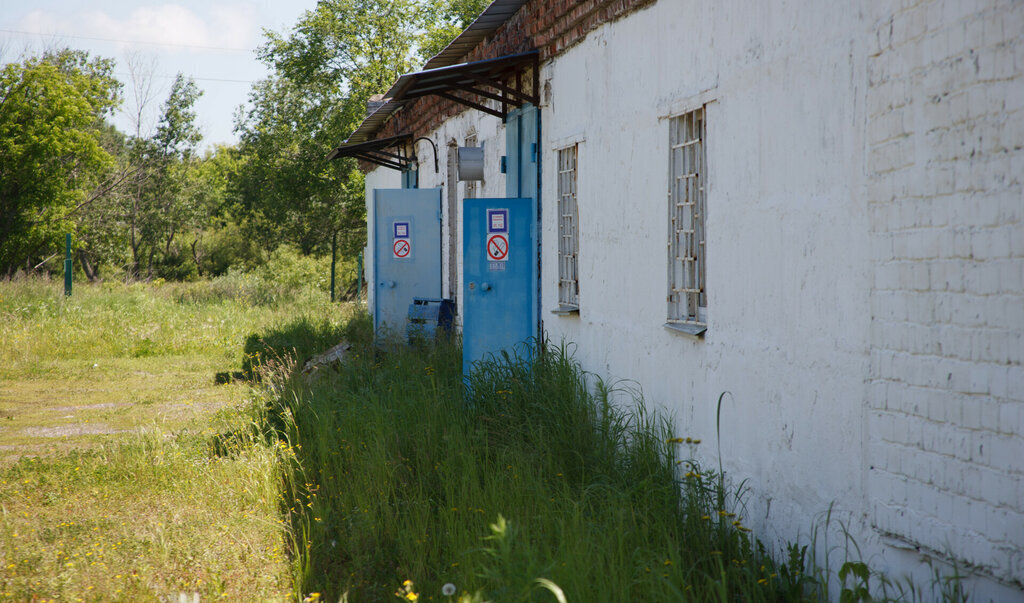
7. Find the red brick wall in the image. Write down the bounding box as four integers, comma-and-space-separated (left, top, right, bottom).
364, 0, 656, 167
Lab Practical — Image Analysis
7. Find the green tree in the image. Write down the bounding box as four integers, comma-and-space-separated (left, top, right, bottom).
259, 0, 420, 115
123, 73, 204, 279
179, 144, 255, 277
74, 121, 132, 280
0, 49, 121, 275
234, 75, 364, 256
150, 74, 204, 274
232, 0, 488, 261
233, 0, 429, 259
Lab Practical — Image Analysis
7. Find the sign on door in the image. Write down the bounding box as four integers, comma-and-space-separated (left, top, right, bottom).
393, 221, 411, 259
486, 209, 508, 270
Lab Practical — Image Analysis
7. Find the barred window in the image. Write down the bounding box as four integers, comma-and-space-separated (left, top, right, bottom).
667, 107, 706, 333
557, 144, 579, 310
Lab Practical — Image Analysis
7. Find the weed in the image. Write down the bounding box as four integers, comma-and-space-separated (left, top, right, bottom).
259, 336, 809, 600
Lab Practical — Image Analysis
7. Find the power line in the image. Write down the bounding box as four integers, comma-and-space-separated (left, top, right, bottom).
114, 71, 257, 85
0, 28, 255, 53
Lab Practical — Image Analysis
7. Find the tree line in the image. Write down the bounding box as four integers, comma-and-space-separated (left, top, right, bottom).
0, 0, 487, 281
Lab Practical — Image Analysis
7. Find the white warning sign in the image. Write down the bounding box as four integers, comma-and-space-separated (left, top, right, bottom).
487, 209, 508, 233
486, 233, 508, 261
393, 238, 411, 258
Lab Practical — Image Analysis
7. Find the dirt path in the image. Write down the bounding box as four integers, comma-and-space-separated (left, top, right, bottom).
0, 355, 246, 466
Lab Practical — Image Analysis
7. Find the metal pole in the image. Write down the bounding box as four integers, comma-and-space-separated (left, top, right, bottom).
330, 232, 337, 302
64, 233, 72, 296
357, 251, 363, 304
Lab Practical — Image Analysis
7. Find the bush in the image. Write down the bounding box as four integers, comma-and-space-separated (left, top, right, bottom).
255, 246, 330, 293
153, 247, 200, 281
198, 221, 265, 277
167, 245, 347, 307
171, 270, 277, 305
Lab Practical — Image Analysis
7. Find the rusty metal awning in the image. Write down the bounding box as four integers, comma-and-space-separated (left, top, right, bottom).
326, 133, 413, 170
339, 98, 408, 148
327, 50, 539, 166
423, 0, 529, 70
385, 50, 539, 119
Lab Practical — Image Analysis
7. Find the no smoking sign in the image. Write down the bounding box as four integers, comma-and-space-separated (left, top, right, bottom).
486, 233, 508, 261
393, 238, 411, 258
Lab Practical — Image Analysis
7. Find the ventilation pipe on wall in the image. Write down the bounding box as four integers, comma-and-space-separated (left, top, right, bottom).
458, 146, 485, 180
413, 137, 439, 173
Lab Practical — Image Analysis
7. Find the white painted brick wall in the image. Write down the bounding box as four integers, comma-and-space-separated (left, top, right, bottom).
867, 0, 1024, 586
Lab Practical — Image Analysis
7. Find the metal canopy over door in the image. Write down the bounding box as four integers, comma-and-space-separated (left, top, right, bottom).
373, 188, 442, 336
462, 103, 540, 375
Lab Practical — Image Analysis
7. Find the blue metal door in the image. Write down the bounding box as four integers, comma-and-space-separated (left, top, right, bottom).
373, 188, 442, 336
463, 197, 535, 373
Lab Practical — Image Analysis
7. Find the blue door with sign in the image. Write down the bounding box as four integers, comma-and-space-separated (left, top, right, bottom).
373, 188, 442, 336
463, 197, 535, 373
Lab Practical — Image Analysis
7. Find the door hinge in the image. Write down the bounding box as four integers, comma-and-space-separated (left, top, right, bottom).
530, 143, 537, 163
500, 156, 507, 173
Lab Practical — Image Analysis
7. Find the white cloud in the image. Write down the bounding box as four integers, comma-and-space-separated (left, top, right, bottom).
209, 4, 260, 50
16, 10, 61, 33
87, 5, 211, 49
16, 3, 259, 52
9, 1, 303, 147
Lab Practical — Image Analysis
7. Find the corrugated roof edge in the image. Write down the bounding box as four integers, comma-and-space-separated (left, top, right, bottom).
331, 0, 526, 157
422, 0, 528, 70
341, 98, 406, 146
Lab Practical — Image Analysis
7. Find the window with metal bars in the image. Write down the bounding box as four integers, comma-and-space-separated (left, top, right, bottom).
667, 107, 706, 333
557, 144, 579, 310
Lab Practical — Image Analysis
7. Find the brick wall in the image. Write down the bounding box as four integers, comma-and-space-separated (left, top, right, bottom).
866, 0, 1024, 585
371, 0, 656, 147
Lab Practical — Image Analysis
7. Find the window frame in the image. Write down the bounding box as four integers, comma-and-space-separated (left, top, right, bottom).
665, 106, 707, 336
554, 142, 580, 314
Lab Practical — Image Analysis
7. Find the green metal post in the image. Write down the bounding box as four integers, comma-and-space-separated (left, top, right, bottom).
357, 251, 363, 304
330, 232, 337, 302
63, 233, 72, 297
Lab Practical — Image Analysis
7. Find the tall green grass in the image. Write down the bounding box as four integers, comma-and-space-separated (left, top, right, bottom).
258, 331, 813, 601
2, 273, 972, 601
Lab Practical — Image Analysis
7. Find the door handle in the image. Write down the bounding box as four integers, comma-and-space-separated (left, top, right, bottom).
481, 282, 492, 291
380, 280, 396, 288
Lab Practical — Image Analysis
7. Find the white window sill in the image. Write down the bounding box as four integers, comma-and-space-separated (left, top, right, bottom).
551, 305, 579, 316
664, 322, 706, 338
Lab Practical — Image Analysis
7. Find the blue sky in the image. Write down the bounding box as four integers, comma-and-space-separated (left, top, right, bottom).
0, 0, 320, 149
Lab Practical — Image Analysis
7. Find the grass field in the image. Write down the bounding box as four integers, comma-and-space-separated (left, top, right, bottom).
0, 276, 345, 601
1, 276, 968, 602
